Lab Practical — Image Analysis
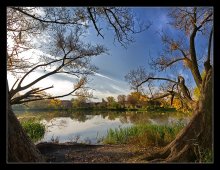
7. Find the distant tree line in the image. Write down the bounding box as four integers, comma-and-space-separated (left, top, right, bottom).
13, 91, 185, 111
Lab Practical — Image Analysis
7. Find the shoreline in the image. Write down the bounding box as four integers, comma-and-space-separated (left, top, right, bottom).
36, 142, 160, 163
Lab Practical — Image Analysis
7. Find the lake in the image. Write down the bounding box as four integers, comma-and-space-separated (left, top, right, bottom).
14, 110, 191, 144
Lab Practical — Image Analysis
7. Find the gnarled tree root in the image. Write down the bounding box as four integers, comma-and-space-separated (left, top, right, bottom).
144, 112, 202, 162
143, 69, 212, 163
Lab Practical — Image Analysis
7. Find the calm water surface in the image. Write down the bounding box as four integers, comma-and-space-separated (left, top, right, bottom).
15, 110, 190, 144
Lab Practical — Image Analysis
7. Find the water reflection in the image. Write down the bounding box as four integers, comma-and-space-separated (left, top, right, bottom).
40, 115, 133, 144
15, 110, 191, 144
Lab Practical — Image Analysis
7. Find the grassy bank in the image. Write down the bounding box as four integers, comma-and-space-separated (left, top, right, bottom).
21, 120, 45, 142
103, 123, 185, 147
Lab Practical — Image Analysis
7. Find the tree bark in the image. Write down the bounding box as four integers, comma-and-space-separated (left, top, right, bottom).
189, 28, 202, 88
7, 81, 45, 162
144, 68, 213, 162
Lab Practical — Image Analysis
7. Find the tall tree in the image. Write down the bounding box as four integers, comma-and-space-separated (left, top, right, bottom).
117, 95, 126, 108
125, 7, 213, 162
127, 92, 140, 108
72, 89, 92, 108
7, 7, 149, 162
106, 96, 116, 108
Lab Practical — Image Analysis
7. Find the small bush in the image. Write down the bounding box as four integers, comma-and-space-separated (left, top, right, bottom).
21, 120, 45, 142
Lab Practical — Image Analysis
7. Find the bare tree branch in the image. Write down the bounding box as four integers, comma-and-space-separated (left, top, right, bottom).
10, 78, 19, 91
12, 86, 79, 104
149, 92, 171, 101
152, 57, 186, 71
137, 77, 177, 88
87, 7, 104, 38
196, 13, 213, 31
10, 77, 88, 105
103, 9, 123, 46
204, 27, 213, 72
11, 7, 84, 26
16, 57, 65, 89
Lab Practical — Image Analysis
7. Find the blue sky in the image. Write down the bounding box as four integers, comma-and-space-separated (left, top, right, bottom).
82, 7, 200, 101
8, 7, 211, 102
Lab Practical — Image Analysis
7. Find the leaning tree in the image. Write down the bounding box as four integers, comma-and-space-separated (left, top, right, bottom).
125, 7, 213, 162
7, 7, 149, 162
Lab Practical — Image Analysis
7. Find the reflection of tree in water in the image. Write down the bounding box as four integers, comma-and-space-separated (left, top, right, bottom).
127, 111, 190, 125
69, 111, 88, 122
124, 111, 174, 124
105, 111, 125, 121
43, 111, 70, 121
17, 110, 67, 122
70, 110, 129, 122
99, 112, 107, 119
106, 111, 117, 120
119, 115, 129, 124
69, 110, 128, 122
19, 110, 190, 125
125, 111, 150, 124
22, 110, 71, 121
41, 117, 68, 133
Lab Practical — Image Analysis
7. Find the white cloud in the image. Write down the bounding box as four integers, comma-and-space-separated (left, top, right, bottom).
93, 72, 121, 83
110, 84, 128, 94
86, 72, 130, 101
8, 70, 131, 102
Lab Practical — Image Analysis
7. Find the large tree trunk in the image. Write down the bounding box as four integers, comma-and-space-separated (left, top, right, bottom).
7, 81, 45, 162
145, 68, 213, 162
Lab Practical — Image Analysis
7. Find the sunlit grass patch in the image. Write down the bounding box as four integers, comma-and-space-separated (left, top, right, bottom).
103, 123, 185, 147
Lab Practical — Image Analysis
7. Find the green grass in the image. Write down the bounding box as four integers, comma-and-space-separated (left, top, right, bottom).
103, 123, 185, 147
201, 148, 213, 163
194, 147, 213, 163
21, 120, 45, 142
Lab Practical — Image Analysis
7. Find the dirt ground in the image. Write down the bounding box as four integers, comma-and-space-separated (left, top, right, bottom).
36, 142, 161, 163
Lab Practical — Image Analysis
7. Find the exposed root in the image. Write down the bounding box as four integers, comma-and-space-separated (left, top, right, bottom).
143, 69, 212, 163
